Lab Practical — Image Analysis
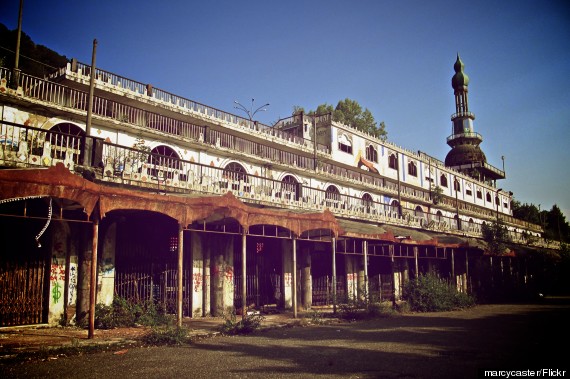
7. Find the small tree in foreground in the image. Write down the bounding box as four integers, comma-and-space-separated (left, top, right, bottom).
402, 274, 475, 312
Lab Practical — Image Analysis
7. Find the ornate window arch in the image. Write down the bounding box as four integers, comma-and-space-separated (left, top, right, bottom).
281, 174, 301, 200
440, 174, 448, 188
223, 162, 248, 191
365, 144, 378, 163
388, 153, 398, 170
408, 161, 418, 177
337, 133, 353, 154
149, 145, 181, 179
49, 122, 85, 159
362, 193, 374, 213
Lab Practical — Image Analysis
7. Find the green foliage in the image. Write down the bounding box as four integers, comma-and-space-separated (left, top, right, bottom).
90, 297, 173, 329
141, 325, 190, 345
302, 98, 388, 141
306, 309, 326, 325
338, 300, 396, 321
431, 185, 444, 205
511, 201, 570, 243
482, 221, 512, 255
219, 311, 265, 335
402, 274, 475, 312
0, 23, 68, 77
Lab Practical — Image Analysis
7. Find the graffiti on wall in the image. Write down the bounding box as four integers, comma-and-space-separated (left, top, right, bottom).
193, 273, 203, 292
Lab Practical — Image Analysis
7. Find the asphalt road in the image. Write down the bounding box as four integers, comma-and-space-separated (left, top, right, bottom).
2, 299, 569, 379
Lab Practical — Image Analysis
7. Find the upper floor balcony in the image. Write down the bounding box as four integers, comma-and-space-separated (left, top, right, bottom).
0, 119, 550, 249
49, 62, 330, 154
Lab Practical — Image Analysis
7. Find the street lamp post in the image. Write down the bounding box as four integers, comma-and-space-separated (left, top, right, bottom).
234, 98, 270, 121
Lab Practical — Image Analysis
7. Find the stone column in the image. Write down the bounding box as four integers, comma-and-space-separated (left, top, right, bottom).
210, 234, 234, 316
301, 247, 312, 310
98, 221, 116, 307
190, 231, 203, 318
281, 239, 293, 309
76, 223, 92, 326
345, 254, 357, 301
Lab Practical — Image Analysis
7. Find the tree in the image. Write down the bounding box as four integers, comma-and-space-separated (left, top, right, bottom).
511, 200, 542, 225
301, 98, 388, 141
481, 221, 512, 255
0, 23, 68, 77
545, 205, 570, 243
291, 105, 305, 116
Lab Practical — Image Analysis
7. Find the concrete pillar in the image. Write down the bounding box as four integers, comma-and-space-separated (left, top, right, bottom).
345, 254, 357, 301
332, 237, 337, 314
414, 246, 419, 280
201, 233, 211, 316
301, 247, 312, 310
190, 231, 203, 318
241, 231, 247, 320
292, 237, 297, 318
98, 221, 116, 307
88, 219, 99, 339
76, 223, 92, 326
176, 224, 184, 327
281, 239, 293, 309
361, 241, 368, 303
48, 222, 71, 325
357, 256, 366, 303
210, 234, 234, 316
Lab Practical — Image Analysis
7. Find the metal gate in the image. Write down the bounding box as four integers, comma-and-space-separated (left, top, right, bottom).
114, 264, 192, 317
312, 275, 347, 306
0, 259, 48, 326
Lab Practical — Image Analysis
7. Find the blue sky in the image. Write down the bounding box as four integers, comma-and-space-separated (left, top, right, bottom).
1, 0, 569, 219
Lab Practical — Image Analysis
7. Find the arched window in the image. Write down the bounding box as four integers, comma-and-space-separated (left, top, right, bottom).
149, 145, 181, 179
414, 206, 425, 220
325, 185, 341, 208
223, 162, 248, 191
476, 189, 482, 199
390, 200, 400, 216
435, 210, 443, 222
408, 161, 417, 177
366, 144, 378, 163
388, 154, 398, 170
362, 193, 374, 213
338, 134, 352, 154
281, 175, 301, 200
49, 123, 85, 159
486, 192, 492, 202
440, 174, 448, 188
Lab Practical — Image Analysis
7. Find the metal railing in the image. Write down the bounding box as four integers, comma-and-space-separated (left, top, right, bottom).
70, 62, 324, 151
0, 69, 545, 240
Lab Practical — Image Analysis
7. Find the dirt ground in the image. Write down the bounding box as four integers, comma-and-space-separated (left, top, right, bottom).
1, 298, 569, 378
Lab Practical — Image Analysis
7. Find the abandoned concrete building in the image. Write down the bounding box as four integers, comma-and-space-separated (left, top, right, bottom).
0, 54, 556, 328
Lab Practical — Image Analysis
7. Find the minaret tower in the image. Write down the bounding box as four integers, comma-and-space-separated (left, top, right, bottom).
445, 54, 505, 184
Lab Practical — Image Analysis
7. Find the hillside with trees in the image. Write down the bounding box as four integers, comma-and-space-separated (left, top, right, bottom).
0, 23, 68, 78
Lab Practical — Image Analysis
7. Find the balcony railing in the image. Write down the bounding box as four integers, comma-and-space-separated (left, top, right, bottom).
446, 131, 483, 142
0, 69, 544, 239
0, 120, 552, 248
67, 62, 329, 152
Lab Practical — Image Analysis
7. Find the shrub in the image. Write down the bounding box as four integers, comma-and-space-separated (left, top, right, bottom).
339, 299, 397, 320
402, 274, 475, 312
141, 325, 189, 345
91, 297, 173, 329
219, 311, 265, 335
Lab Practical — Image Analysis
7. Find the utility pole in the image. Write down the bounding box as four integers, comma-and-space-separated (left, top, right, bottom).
11, 0, 24, 89
83, 39, 97, 166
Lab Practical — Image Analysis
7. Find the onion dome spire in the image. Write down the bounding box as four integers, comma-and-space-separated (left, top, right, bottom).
452, 53, 470, 90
